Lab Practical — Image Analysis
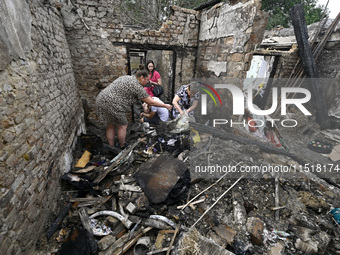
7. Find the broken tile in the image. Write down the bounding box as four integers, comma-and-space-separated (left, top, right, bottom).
246, 217, 265, 245
268, 242, 285, 255
97, 235, 116, 251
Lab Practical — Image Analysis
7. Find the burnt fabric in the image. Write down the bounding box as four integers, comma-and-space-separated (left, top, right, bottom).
135, 155, 189, 204
57, 228, 97, 255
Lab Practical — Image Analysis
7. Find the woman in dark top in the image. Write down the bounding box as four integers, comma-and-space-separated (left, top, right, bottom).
172, 82, 200, 119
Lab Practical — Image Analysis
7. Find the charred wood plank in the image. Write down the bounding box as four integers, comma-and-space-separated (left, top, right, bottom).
190, 122, 306, 165
46, 202, 72, 239
70, 197, 103, 203
313, 12, 340, 61
194, 0, 222, 11
98, 227, 152, 255
94, 138, 146, 184
79, 207, 93, 235
166, 225, 180, 255
98, 235, 117, 251
289, 4, 330, 129
290, 4, 318, 78
77, 208, 98, 253
69, 209, 97, 254
115, 227, 152, 255
103, 143, 122, 154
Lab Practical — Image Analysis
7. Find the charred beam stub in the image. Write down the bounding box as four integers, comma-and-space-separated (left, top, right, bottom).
46, 202, 73, 240
190, 122, 307, 165
289, 4, 330, 129
194, 0, 222, 11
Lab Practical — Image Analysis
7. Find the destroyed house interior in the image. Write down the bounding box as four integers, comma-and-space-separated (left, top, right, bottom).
1, 0, 340, 254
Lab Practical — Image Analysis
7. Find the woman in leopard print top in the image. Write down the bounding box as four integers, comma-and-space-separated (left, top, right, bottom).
96, 70, 172, 148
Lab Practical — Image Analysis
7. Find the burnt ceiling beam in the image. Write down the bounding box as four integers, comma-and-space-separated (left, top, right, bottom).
191, 122, 306, 166
194, 0, 222, 11
114, 42, 197, 51
257, 56, 280, 110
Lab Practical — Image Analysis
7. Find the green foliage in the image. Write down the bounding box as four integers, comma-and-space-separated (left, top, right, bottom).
261, 0, 328, 30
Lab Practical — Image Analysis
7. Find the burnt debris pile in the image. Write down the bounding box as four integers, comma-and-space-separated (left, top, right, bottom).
41, 114, 340, 255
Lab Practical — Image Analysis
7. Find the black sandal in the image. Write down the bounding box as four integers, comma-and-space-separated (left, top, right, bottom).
120, 142, 128, 150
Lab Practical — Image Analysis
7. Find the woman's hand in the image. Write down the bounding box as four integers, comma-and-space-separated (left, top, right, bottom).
165, 104, 173, 111
141, 97, 172, 111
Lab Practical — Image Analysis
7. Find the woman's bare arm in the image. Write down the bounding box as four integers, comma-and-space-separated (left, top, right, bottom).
142, 97, 172, 111
172, 95, 184, 115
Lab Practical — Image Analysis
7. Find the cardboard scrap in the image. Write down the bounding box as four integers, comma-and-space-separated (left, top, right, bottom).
329, 144, 340, 162
75, 150, 92, 168
72, 165, 96, 173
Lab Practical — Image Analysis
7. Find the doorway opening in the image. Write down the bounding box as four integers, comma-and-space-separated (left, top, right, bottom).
128, 47, 175, 103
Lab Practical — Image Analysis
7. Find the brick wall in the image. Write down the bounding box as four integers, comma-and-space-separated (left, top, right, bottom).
275, 49, 300, 78
196, 0, 268, 79
194, 0, 268, 120
63, 1, 199, 110
0, 0, 272, 253
0, 0, 84, 253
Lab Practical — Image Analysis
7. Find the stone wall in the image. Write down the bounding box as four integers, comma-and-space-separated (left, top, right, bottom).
274, 48, 299, 78
62, 1, 199, 109
196, 0, 268, 79
0, 0, 273, 253
61, 0, 268, 114
0, 0, 84, 253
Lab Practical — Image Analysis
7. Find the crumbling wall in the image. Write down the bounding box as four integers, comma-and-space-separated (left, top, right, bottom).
274, 48, 299, 78
0, 0, 84, 253
60, 0, 126, 106
62, 1, 199, 109
257, 20, 340, 116
262, 21, 340, 78
0, 0, 32, 71
196, 0, 268, 79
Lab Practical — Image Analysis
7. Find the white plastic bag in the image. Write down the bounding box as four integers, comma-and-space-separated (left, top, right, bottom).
171, 111, 195, 133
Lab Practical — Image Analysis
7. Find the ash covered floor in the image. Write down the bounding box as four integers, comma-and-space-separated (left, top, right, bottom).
36, 111, 340, 255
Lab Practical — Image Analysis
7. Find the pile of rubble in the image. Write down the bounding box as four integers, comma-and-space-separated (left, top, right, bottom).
38, 114, 340, 255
